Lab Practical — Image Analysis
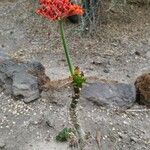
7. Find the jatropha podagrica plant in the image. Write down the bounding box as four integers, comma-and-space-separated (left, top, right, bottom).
36, 0, 86, 88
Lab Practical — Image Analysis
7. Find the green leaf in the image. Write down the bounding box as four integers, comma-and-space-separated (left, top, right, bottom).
56, 128, 75, 142
73, 74, 86, 88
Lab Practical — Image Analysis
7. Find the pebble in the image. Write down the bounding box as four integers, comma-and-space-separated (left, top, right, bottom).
135, 51, 141, 56
146, 51, 150, 58
0, 139, 5, 148
92, 61, 103, 66
103, 68, 110, 73
112, 127, 115, 131
130, 137, 138, 143
126, 74, 130, 78
123, 121, 129, 125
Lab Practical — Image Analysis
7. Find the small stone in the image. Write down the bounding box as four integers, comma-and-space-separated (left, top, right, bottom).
92, 61, 103, 66
112, 127, 115, 131
146, 51, 150, 58
118, 132, 127, 139
130, 137, 138, 143
0, 139, 5, 148
103, 68, 110, 73
127, 74, 130, 78
10, 31, 14, 35
135, 51, 140, 56
111, 42, 118, 47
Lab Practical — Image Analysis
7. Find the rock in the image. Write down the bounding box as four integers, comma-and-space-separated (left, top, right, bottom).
135, 73, 150, 106
135, 51, 141, 56
23, 61, 45, 73
146, 51, 150, 58
28, 114, 43, 125
0, 50, 49, 103
0, 57, 20, 93
0, 60, 23, 78
103, 68, 110, 73
24, 61, 50, 90
0, 139, 5, 148
43, 112, 58, 129
12, 73, 39, 103
81, 80, 136, 108
130, 136, 138, 143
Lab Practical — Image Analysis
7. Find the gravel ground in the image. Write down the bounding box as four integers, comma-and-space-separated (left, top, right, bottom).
0, 0, 150, 150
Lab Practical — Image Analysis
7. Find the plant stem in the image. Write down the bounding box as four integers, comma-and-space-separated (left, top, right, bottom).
70, 87, 85, 150
59, 20, 74, 76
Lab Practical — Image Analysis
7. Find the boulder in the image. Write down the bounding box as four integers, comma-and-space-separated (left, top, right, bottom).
81, 80, 136, 108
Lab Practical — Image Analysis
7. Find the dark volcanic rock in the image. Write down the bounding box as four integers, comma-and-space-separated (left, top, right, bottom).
12, 73, 39, 103
0, 60, 23, 77
23, 61, 45, 73
81, 81, 136, 108
0, 51, 49, 103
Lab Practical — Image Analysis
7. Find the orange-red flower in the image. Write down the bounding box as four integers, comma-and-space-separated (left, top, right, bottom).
36, 0, 84, 21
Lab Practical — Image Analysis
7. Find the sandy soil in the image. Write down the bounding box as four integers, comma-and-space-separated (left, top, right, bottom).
0, 0, 150, 150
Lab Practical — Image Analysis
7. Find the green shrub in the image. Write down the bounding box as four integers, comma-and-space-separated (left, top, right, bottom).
56, 128, 75, 142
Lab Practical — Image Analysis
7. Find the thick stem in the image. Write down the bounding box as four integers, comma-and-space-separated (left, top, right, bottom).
69, 87, 85, 150
59, 20, 74, 76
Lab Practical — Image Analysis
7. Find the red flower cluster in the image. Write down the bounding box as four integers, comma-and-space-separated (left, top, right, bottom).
36, 0, 84, 21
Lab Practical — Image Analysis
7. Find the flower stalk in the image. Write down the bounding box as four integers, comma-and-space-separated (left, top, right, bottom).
59, 20, 74, 76
36, 0, 86, 87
